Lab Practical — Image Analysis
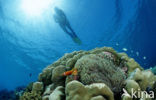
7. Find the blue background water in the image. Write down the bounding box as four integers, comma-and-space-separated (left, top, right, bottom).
0, 0, 156, 90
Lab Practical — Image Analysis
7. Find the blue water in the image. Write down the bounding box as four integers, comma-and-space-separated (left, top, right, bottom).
0, 0, 156, 90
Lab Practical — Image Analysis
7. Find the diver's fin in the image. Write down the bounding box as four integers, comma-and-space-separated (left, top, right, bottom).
72, 37, 82, 45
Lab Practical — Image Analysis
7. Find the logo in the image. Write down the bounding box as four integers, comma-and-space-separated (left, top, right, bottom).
122, 88, 154, 99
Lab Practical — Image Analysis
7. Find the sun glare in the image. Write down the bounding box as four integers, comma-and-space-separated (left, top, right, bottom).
21, 0, 56, 16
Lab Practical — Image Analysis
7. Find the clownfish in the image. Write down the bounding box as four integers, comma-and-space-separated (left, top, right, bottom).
62, 68, 78, 78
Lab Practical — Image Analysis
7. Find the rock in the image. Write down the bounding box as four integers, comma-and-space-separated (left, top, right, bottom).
49, 86, 64, 100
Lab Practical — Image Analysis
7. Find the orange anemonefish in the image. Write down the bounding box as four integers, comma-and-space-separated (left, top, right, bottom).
62, 68, 78, 76
62, 70, 73, 76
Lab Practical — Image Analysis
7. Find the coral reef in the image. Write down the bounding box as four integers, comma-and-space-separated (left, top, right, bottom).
0, 86, 25, 100
20, 82, 44, 100
32, 82, 44, 92
128, 68, 156, 90
20, 91, 42, 100
66, 80, 114, 100
20, 47, 156, 100
74, 53, 125, 93
151, 66, 156, 75
49, 86, 65, 100
122, 68, 156, 100
0, 89, 17, 100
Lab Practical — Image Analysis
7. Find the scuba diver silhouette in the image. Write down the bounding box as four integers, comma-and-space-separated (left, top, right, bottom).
53, 7, 82, 44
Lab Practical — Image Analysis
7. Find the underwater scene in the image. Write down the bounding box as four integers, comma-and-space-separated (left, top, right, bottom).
0, 0, 156, 100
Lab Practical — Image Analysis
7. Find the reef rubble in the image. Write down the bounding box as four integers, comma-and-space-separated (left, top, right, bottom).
20, 47, 156, 100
